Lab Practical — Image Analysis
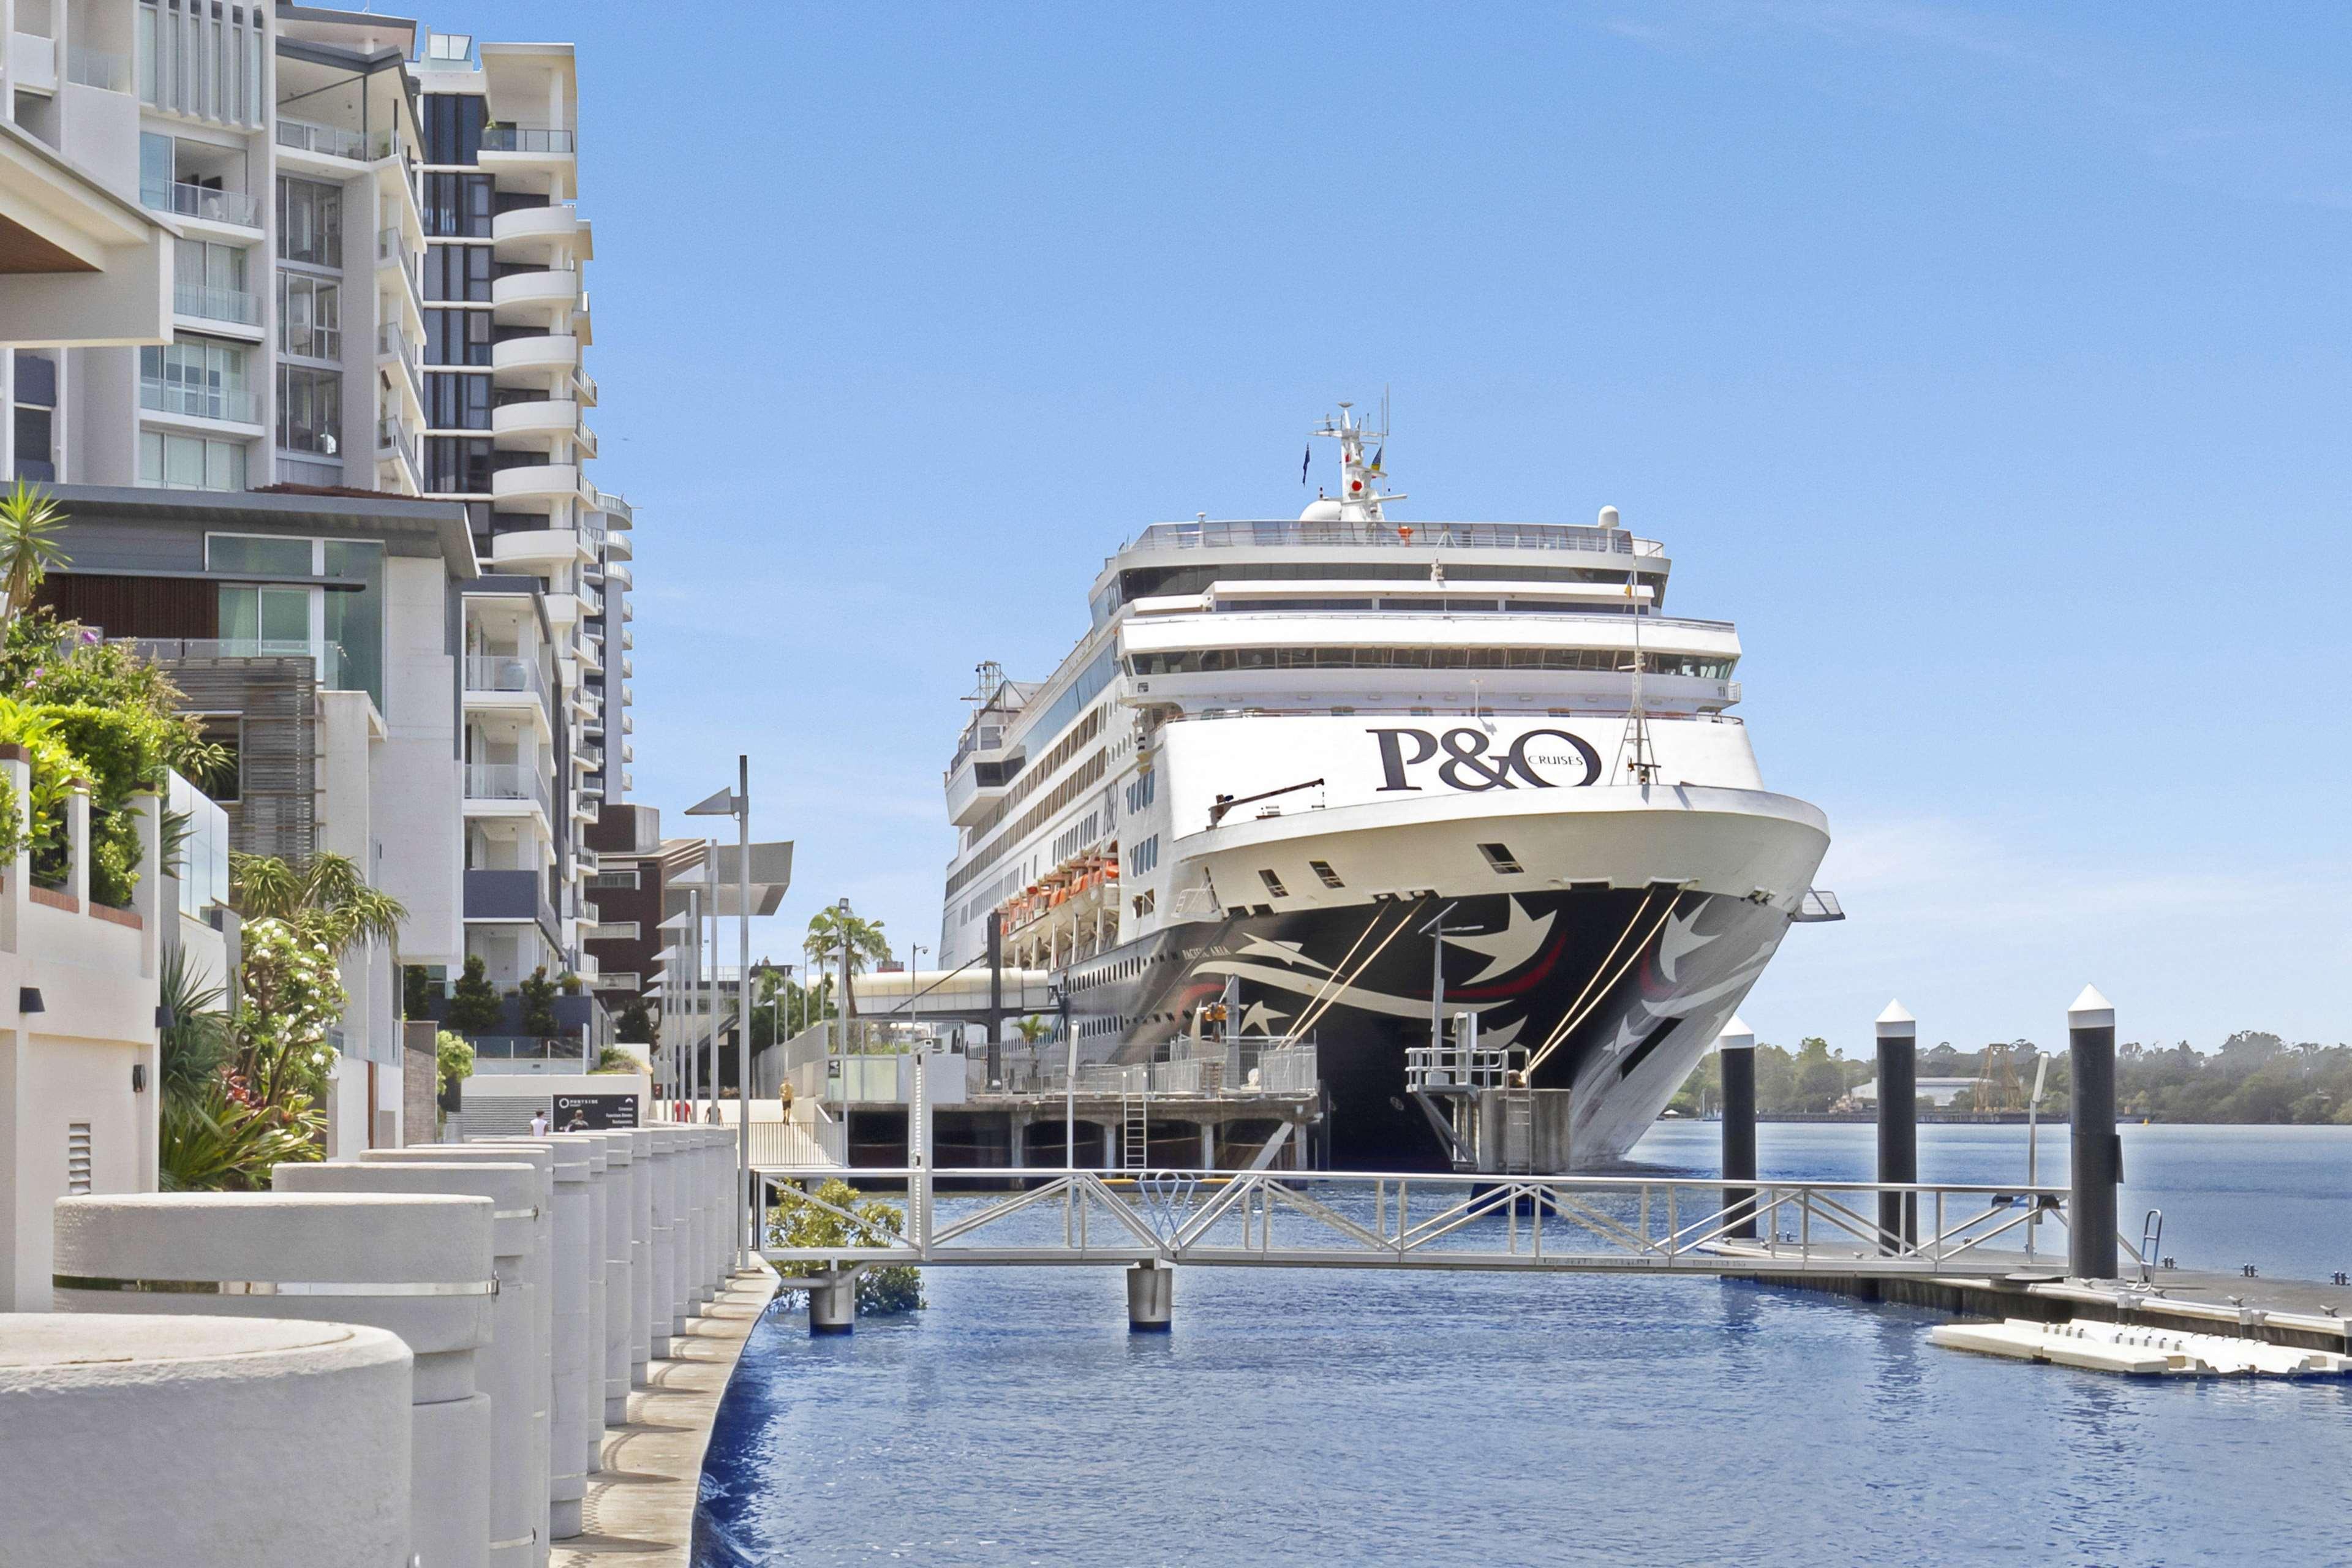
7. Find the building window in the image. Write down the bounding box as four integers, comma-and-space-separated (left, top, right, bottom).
424, 308, 491, 367
424, 371, 491, 429
586, 870, 640, 890
323, 541, 385, 709
276, 366, 342, 456
423, 436, 493, 494
277, 274, 341, 359
1128, 835, 1159, 875
422, 173, 492, 238
217, 583, 311, 653
276, 177, 342, 268
421, 92, 486, 165
424, 242, 491, 302
1258, 867, 1289, 899
12, 351, 55, 482
174, 238, 254, 324
139, 336, 251, 422
205, 533, 314, 576
138, 431, 247, 490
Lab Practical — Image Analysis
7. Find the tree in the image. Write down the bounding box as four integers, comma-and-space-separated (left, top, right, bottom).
765, 1178, 924, 1314
804, 903, 890, 978
402, 964, 435, 1020
518, 965, 560, 1038
0, 479, 69, 633
442, 954, 505, 1038
231, 850, 405, 957
435, 1030, 475, 1097
615, 998, 656, 1044
1013, 1014, 1052, 1047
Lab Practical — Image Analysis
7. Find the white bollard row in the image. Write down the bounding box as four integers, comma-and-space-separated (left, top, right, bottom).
51, 1192, 499, 1568
18, 1123, 747, 1566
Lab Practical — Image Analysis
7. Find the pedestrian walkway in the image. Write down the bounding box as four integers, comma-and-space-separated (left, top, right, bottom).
555, 1267, 778, 1567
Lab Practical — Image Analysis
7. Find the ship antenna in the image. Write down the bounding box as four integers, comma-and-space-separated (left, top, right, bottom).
1310, 398, 1408, 526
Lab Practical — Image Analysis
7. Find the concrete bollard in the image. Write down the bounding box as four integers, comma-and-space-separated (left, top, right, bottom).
54, 1193, 496, 1568
625, 1128, 654, 1383
472, 1138, 595, 1538
1874, 1000, 1918, 1253
2068, 985, 2120, 1281
647, 1128, 679, 1356
476, 1136, 609, 1498
707, 1128, 733, 1289
685, 1129, 714, 1310
1, 1313, 415, 1566
663, 1127, 696, 1333
276, 1161, 543, 1568
365, 1145, 554, 1567
589, 1131, 636, 1423
1716, 1016, 1758, 1241
807, 1269, 856, 1335
1126, 1260, 1173, 1332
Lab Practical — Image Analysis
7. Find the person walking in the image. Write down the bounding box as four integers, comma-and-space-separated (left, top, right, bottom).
529, 1109, 549, 1136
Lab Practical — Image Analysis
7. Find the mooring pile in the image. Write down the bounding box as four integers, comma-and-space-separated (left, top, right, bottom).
0, 1126, 745, 1568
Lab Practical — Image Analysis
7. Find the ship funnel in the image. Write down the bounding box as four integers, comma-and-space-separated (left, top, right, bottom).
1599, 505, 1621, 530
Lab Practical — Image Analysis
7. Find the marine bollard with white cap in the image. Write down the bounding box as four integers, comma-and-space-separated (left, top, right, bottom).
1875, 1000, 1919, 1251
2069, 984, 2121, 1280
0, 1313, 413, 1567
1716, 1016, 1758, 1241
52, 1192, 497, 1568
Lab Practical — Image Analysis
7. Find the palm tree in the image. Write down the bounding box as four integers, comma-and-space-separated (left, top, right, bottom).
0, 478, 68, 631
803, 903, 890, 979
1013, 1015, 1052, 1046
230, 850, 407, 957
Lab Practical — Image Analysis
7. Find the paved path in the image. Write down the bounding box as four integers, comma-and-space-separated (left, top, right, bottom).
554, 1267, 779, 1567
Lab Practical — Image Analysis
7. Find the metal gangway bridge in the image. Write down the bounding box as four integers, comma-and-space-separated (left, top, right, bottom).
754, 1161, 2091, 1328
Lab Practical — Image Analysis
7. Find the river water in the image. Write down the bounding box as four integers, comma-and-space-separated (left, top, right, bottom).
696, 1125, 2352, 1567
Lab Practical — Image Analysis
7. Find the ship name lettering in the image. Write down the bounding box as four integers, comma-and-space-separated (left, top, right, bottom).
1370, 727, 1599, 792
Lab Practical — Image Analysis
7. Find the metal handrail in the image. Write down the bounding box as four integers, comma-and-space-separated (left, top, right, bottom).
463, 761, 550, 812
1126, 520, 1667, 557
137, 378, 258, 423
143, 181, 260, 227
173, 281, 260, 325
481, 126, 576, 154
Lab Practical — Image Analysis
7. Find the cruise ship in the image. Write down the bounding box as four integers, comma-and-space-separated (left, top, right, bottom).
935, 407, 1837, 1169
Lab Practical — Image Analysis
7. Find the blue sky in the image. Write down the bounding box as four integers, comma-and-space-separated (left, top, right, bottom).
508, 2, 2350, 1054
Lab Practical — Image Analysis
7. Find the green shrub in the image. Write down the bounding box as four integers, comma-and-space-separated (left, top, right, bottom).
766, 1178, 924, 1315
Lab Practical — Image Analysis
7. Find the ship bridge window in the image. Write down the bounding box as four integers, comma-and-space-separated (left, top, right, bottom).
1124, 647, 1735, 679
1477, 843, 1525, 875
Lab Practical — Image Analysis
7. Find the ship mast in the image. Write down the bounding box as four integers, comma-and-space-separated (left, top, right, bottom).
1311, 401, 1407, 523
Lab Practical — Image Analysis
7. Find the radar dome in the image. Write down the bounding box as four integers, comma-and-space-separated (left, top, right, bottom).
1298, 498, 1344, 522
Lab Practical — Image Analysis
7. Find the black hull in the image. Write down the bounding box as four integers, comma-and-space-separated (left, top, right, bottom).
1059, 887, 1792, 1169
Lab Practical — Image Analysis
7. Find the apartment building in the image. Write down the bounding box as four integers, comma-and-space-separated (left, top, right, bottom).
0, 1, 636, 1050
34, 481, 475, 1152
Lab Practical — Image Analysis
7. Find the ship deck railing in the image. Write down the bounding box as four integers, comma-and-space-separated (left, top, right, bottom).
756, 1166, 2084, 1281
1121, 519, 1669, 558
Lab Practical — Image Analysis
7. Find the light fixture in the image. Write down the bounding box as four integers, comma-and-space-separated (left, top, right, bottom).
132, 1063, 147, 1093
18, 987, 43, 1014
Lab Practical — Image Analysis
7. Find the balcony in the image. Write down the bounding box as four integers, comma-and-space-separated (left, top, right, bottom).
65, 43, 130, 91
139, 377, 258, 426
119, 637, 350, 690
462, 868, 560, 943
575, 742, 604, 770
465, 654, 546, 697
491, 332, 578, 383
140, 181, 260, 230
603, 560, 632, 590
489, 397, 580, 447
488, 525, 594, 571
276, 118, 396, 163
491, 202, 590, 262
173, 281, 260, 328
478, 126, 576, 176
489, 461, 580, 512
464, 762, 550, 816
376, 323, 422, 407
375, 414, 420, 477
490, 268, 579, 325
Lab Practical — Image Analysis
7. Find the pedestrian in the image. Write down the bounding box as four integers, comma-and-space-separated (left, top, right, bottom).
529, 1109, 549, 1136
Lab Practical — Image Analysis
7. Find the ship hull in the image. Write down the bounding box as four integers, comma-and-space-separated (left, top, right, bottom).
1055, 784, 1830, 1169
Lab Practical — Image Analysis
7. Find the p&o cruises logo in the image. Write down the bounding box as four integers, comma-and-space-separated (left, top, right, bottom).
1370, 726, 1602, 793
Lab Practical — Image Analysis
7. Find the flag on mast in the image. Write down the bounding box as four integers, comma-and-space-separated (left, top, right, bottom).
1369, 443, 1384, 473
1300, 444, 1311, 484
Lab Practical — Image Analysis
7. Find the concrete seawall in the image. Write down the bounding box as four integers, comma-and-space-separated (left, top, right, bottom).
556, 1267, 778, 1566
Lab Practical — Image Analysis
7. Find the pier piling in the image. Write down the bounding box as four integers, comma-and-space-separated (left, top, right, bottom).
1874, 1001, 1918, 1252
1127, 1260, 1174, 1332
809, 1270, 856, 1334
2068, 985, 2120, 1280
1717, 1017, 1757, 1240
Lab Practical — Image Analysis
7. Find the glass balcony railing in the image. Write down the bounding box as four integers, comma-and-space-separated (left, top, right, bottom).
464, 762, 551, 813
480, 126, 575, 154
276, 118, 394, 161
118, 638, 350, 690
464, 655, 545, 696
65, 44, 129, 92
141, 181, 260, 228
138, 377, 258, 424
173, 281, 260, 325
